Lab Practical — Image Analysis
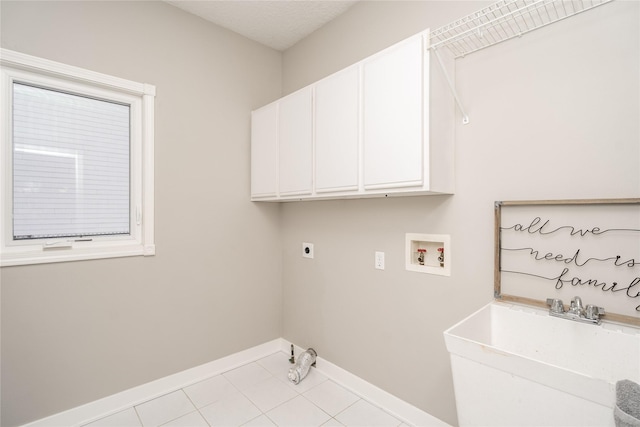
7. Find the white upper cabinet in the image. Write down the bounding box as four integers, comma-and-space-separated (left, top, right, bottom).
250, 29, 455, 202
278, 87, 313, 196
315, 65, 359, 193
250, 103, 278, 199
362, 35, 424, 190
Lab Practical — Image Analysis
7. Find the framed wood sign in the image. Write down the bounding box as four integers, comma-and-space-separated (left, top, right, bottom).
495, 199, 640, 326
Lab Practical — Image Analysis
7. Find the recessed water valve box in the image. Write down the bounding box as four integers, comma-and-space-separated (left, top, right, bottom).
405, 233, 451, 276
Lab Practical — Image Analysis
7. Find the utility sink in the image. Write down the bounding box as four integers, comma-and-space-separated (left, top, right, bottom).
444, 301, 640, 426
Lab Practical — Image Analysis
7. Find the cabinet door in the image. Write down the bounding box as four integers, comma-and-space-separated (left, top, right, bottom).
315, 66, 360, 193
362, 35, 424, 189
251, 103, 278, 198
279, 87, 313, 196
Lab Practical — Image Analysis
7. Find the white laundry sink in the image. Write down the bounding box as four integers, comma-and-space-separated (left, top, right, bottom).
444, 301, 640, 426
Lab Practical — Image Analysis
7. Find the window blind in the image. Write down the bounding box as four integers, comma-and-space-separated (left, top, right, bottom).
12, 83, 131, 240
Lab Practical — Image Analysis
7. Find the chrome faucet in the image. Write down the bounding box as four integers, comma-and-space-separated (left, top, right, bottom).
545, 296, 605, 325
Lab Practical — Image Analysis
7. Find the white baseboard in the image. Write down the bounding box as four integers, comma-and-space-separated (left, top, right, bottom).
22, 339, 282, 427
23, 338, 450, 427
281, 341, 450, 427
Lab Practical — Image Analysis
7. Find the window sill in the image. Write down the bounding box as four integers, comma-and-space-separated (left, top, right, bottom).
1, 244, 155, 267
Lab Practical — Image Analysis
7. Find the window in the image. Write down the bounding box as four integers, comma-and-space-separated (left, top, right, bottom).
1, 49, 155, 266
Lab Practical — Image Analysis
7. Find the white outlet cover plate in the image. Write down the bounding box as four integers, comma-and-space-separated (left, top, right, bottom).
302, 242, 314, 259
375, 251, 385, 270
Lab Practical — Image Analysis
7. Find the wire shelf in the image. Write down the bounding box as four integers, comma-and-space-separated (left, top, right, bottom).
429, 0, 614, 58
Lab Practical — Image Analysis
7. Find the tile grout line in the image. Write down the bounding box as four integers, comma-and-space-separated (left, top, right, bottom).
229, 359, 345, 427
82, 351, 410, 427
133, 406, 145, 427
183, 371, 245, 427
170, 388, 211, 427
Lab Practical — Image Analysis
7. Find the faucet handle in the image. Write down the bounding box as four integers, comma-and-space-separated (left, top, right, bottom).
546, 298, 564, 314
585, 304, 605, 320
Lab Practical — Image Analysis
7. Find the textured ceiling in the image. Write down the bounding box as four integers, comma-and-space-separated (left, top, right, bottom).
166, 1, 359, 51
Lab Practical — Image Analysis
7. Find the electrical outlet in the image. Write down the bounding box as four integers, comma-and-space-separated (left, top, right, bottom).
302, 242, 314, 259
375, 251, 385, 270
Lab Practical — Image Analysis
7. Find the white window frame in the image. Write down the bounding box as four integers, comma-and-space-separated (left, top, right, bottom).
1, 49, 155, 266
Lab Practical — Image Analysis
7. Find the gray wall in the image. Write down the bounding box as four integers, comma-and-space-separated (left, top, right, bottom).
280, 1, 639, 424
1, 1, 638, 426
0, 2, 283, 426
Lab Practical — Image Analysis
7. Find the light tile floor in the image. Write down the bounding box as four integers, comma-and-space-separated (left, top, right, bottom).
83, 352, 410, 427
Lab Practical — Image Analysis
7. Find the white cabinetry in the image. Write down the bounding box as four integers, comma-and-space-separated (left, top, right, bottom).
250, 103, 278, 199
315, 65, 359, 193
250, 29, 455, 202
362, 35, 423, 190
278, 87, 313, 196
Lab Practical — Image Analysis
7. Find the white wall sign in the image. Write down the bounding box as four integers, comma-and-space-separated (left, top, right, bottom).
495, 199, 640, 326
